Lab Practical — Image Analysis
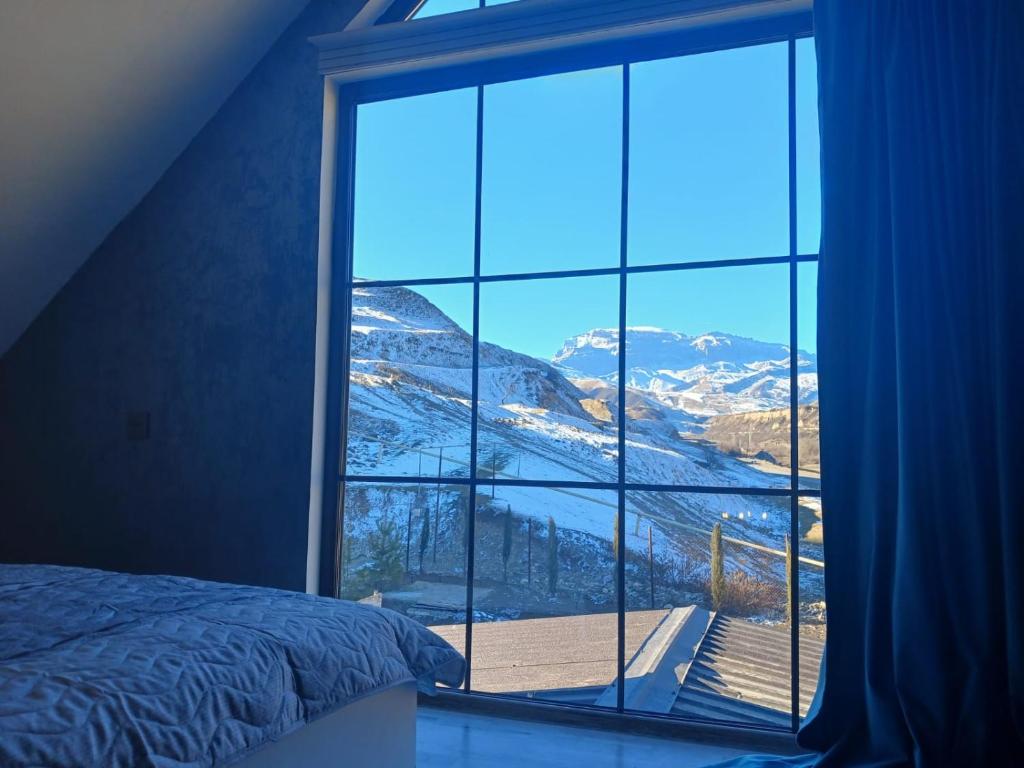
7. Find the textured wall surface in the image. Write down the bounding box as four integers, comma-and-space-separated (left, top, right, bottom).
0, 0, 309, 354
0, 0, 360, 590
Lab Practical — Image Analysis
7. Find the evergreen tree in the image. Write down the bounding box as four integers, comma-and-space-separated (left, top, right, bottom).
612, 514, 620, 562
365, 517, 404, 592
419, 510, 430, 574
710, 522, 725, 612
547, 516, 559, 596
502, 505, 514, 583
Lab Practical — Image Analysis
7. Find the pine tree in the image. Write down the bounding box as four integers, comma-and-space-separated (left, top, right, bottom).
547, 516, 559, 596
612, 514, 620, 562
418, 510, 430, 574
365, 517, 404, 592
710, 522, 725, 612
502, 505, 513, 583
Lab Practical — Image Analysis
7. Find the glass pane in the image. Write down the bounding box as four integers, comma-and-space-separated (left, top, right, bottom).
622, 492, 791, 726
353, 89, 476, 281
798, 495, 826, 719
346, 284, 473, 477
414, 0, 480, 19
339, 482, 470, 639
624, 265, 791, 489
481, 67, 622, 274
415, 0, 519, 14
458, 487, 618, 706
797, 38, 821, 255
798, 261, 820, 489
629, 43, 789, 265
478, 275, 620, 483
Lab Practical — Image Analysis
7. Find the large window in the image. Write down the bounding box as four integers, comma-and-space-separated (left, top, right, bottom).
333, 30, 822, 732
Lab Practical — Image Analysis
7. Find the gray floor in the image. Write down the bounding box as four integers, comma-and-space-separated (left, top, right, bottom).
416, 706, 754, 767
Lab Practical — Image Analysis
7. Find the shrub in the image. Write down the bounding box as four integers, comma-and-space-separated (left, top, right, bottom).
710, 523, 725, 612
723, 572, 781, 618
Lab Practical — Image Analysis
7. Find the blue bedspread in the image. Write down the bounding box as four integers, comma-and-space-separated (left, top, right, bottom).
0, 564, 465, 767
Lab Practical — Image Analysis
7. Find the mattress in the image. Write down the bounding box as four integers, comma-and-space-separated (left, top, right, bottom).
0, 564, 465, 767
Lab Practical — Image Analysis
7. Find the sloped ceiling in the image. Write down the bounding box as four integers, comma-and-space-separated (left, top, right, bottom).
0, 0, 313, 355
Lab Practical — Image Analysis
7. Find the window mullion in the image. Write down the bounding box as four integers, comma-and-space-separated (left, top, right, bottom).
615, 62, 630, 714
787, 36, 801, 733
464, 83, 485, 693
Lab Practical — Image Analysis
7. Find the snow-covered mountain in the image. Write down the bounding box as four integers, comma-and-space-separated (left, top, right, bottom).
345, 286, 823, 593
554, 327, 817, 416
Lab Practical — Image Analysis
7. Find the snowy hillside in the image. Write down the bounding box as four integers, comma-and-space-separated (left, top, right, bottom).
345, 286, 824, 597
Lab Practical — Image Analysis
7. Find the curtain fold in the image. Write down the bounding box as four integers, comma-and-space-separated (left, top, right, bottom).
720, 2, 1024, 765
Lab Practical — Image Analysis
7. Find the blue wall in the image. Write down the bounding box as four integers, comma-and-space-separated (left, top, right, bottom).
0, 0, 360, 591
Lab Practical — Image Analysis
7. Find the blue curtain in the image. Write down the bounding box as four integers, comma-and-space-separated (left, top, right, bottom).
720, 2, 1024, 765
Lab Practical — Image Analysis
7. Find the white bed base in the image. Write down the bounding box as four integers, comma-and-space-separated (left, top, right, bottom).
235, 682, 417, 768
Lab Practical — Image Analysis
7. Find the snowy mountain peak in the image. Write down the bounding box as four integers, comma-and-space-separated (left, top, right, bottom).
553, 326, 817, 416
351, 284, 464, 336
554, 328, 620, 361
692, 333, 732, 352
555, 328, 809, 375
349, 285, 590, 421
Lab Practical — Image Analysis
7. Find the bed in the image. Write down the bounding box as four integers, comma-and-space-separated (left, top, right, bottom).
0, 564, 465, 767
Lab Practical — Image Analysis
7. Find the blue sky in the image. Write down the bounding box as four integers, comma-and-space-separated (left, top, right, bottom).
415, 0, 515, 16
353, 37, 820, 360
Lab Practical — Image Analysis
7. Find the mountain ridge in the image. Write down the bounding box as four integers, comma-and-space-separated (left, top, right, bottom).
554, 326, 817, 417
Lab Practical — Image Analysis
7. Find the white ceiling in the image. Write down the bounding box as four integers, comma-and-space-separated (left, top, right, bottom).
0, 0, 311, 355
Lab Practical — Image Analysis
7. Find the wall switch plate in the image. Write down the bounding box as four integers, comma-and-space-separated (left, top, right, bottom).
126, 410, 151, 441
